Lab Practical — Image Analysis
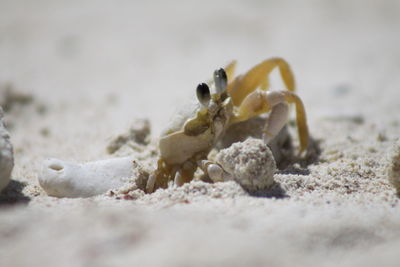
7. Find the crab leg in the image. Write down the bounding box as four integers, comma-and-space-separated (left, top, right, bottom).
147, 157, 200, 192
174, 161, 197, 187
227, 58, 295, 106
231, 90, 309, 152
224, 60, 237, 82
146, 158, 176, 193
263, 102, 289, 144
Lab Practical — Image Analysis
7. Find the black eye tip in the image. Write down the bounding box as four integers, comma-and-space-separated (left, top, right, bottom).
198, 82, 208, 87
196, 83, 211, 106
197, 83, 210, 93
214, 68, 227, 79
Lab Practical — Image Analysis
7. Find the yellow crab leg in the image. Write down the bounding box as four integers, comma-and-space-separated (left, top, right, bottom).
224, 60, 237, 82
231, 90, 309, 152
174, 161, 197, 187
227, 58, 295, 106
147, 156, 201, 192
285, 92, 308, 152
146, 158, 175, 193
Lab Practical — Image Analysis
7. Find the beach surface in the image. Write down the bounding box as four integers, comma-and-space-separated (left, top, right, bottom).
1, 1, 400, 266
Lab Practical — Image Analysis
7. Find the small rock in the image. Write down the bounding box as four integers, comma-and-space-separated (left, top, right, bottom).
0, 83, 33, 112
217, 116, 294, 168
107, 118, 151, 154
215, 138, 276, 192
0, 107, 14, 192
387, 140, 400, 196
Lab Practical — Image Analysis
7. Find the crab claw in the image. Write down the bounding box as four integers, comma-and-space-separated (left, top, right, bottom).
198, 160, 233, 183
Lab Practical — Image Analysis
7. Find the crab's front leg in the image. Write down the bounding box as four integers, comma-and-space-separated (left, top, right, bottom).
231, 90, 309, 153
146, 158, 174, 193
173, 160, 197, 187
146, 157, 200, 193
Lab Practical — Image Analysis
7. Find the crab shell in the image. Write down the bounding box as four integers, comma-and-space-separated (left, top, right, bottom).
159, 98, 233, 165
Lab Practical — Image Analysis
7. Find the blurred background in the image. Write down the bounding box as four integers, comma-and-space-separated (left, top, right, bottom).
0, 0, 399, 158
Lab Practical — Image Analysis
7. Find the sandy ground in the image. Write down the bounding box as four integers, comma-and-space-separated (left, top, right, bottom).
1, 0, 400, 266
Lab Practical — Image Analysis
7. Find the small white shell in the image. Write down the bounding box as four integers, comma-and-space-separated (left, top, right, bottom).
39, 157, 135, 198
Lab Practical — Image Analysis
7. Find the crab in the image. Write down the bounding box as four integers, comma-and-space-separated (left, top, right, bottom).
146, 58, 309, 193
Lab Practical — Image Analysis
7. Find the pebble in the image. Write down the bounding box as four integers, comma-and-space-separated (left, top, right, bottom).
215, 138, 276, 192
0, 107, 14, 192
387, 139, 400, 196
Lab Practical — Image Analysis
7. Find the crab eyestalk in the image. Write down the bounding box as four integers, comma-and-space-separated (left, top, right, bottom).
196, 83, 211, 107
213, 68, 227, 94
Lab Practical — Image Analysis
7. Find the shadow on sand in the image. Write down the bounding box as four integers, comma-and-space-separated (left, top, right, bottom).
247, 135, 322, 199
0, 180, 31, 207
245, 182, 289, 199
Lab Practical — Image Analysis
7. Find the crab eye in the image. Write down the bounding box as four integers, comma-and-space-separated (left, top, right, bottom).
213, 68, 227, 94
196, 83, 211, 106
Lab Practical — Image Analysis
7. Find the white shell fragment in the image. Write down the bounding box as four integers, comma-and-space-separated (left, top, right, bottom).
0, 107, 14, 192
215, 138, 276, 192
39, 157, 135, 198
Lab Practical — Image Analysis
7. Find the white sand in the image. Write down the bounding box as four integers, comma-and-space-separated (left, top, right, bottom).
1, 0, 400, 266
